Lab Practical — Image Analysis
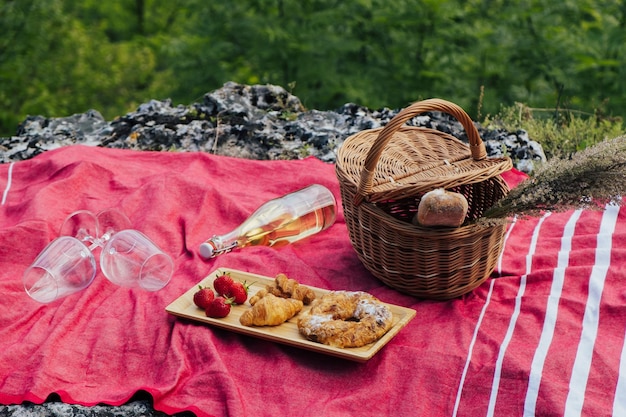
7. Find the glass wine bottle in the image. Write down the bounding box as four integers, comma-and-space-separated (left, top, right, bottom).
199, 184, 337, 258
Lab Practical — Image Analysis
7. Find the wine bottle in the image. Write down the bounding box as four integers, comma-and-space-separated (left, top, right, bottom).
199, 184, 337, 258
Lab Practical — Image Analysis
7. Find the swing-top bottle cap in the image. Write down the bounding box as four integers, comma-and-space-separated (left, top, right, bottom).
199, 242, 215, 259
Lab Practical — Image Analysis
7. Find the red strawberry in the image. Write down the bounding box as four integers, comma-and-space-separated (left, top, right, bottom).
193, 285, 215, 310
213, 272, 234, 296
206, 296, 232, 318
226, 280, 251, 304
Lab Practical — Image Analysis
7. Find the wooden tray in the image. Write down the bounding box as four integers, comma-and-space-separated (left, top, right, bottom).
165, 268, 416, 362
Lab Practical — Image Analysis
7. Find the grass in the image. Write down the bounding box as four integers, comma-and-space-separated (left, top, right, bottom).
482, 102, 625, 160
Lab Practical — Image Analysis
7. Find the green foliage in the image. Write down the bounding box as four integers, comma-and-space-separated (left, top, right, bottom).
2, 0, 626, 149
0, 0, 174, 135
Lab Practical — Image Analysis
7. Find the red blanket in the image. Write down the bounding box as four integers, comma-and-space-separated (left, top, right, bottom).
1, 145, 624, 416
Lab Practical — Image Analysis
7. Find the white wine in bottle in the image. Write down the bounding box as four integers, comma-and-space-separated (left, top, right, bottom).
199, 184, 337, 258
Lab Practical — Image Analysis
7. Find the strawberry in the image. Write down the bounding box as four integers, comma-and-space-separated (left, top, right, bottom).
225, 280, 250, 304
206, 296, 232, 318
193, 285, 215, 310
213, 271, 234, 296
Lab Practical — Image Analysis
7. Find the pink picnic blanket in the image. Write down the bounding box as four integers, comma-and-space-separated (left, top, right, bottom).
1, 145, 625, 416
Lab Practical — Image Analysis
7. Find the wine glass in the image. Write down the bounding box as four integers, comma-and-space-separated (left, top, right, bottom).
23, 210, 101, 303
68, 208, 173, 291
100, 229, 174, 291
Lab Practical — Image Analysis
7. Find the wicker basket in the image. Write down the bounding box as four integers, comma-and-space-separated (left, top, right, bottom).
335, 98, 513, 300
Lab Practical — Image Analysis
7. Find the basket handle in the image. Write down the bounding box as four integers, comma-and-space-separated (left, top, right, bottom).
354, 98, 486, 205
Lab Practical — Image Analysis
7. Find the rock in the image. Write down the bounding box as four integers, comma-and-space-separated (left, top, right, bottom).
0, 400, 171, 417
1, 81, 545, 173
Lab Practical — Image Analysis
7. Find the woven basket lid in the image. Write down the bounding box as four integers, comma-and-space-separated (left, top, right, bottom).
336, 98, 513, 205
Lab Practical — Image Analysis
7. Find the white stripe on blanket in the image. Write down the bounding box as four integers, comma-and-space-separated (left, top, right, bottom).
1, 162, 14, 206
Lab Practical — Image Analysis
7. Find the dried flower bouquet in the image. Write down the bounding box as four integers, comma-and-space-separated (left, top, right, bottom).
480, 136, 626, 223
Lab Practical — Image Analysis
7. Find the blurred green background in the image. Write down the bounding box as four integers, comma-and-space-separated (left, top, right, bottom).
1, 0, 625, 137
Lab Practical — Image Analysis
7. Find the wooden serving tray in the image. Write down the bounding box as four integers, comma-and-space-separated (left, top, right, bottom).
166, 268, 416, 362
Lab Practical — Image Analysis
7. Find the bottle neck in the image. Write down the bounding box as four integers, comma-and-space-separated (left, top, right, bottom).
204, 228, 242, 257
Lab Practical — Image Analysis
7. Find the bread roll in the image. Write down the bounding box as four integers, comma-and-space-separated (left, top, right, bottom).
414, 188, 468, 227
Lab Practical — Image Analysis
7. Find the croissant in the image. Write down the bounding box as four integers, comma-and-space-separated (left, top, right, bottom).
240, 293, 303, 327
249, 288, 268, 306
270, 273, 316, 305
